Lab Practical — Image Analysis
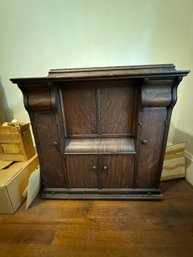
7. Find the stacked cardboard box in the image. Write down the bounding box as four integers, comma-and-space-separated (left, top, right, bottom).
0, 154, 39, 214
0, 90, 5, 124
0, 123, 35, 161
161, 142, 185, 181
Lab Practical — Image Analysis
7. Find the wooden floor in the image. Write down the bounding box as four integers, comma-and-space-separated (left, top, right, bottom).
0, 180, 193, 257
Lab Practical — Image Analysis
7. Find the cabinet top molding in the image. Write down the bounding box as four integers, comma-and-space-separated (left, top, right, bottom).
10, 64, 190, 84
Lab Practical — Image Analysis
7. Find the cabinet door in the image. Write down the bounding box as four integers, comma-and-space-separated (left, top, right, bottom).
100, 86, 135, 135
66, 155, 98, 188
62, 88, 97, 135
100, 155, 134, 188
136, 108, 167, 188
33, 114, 66, 188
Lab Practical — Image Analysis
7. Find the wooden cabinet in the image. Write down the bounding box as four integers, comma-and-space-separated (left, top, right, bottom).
10, 64, 190, 199
99, 155, 134, 188
66, 155, 134, 188
66, 155, 98, 188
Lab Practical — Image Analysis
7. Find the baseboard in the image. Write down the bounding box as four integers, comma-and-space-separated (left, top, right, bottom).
185, 150, 193, 186
185, 150, 193, 162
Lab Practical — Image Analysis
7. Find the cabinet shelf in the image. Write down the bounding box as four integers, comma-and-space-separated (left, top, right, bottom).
65, 137, 135, 155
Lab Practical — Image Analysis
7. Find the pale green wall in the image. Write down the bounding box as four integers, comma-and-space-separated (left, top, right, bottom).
0, 0, 193, 172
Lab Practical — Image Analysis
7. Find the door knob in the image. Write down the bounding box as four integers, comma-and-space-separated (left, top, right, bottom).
92, 165, 97, 170
103, 165, 108, 171
142, 139, 148, 145
51, 141, 58, 146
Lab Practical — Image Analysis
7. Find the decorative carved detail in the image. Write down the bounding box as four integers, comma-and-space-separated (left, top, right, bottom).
142, 79, 174, 107
24, 87, 55, 111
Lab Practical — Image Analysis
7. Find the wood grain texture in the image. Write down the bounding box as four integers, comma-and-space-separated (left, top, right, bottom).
100, 155, 134, 188
65, 137, 135, 154
66, 155, 134, 189
26, 87, 53, 111
10, 65, 189, 199
10, 64, 190, 84
62, 88, 97, 135
100, 86, 135, 134
142, 80, 174, 107
0, 180, 193, 257
33, 114, 66, 188
45, 64, 189, 79
136, 107, 167, 188
66, 155, 98, 188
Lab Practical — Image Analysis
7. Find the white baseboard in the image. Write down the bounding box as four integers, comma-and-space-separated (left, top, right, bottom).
185, 150, 193, 186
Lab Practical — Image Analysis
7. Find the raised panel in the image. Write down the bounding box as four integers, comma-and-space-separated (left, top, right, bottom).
33, 114, 66, 188
62, 88, 97, 135
66, 155, 98, 188
100, 155, 134, 188
100, 86, 135, 134
136, 108, 167, 188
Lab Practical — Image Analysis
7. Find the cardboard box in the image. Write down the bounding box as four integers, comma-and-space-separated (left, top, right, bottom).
0, 154, 39, 214
26, 167, 41, 209
161, 142, 185, 181
0, 123, 35, 161
0, 90, 5, 125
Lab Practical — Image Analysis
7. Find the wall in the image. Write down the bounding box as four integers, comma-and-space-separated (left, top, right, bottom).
0, 0, 193, 183
172, 30, 193, 185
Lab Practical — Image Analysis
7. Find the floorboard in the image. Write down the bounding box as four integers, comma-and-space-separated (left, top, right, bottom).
0, 179, 193, 257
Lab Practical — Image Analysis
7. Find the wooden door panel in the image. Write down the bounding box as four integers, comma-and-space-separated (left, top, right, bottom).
100, 155, 134, 188
66, 155, 98, 188
100, 86, 135, 134
136, 108, 167, 188
62, 88, 97, 135
33, 114, 66, 188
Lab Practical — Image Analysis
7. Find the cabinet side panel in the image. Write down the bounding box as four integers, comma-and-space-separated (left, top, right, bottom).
62, 88, 97, 135
136, 108, 167, 188
100, 155, 134, 188
100, 86, 135, 134
66, 155, 98, 188
33, 114, 66, 188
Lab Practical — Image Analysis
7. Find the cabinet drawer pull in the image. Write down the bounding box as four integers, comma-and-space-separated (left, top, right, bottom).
92, 165, 97, 170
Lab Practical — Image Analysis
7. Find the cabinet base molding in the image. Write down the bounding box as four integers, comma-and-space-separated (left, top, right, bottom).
41, 188, 163, 200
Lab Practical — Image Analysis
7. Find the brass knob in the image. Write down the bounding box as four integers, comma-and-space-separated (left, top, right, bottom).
92, 165, 97, 170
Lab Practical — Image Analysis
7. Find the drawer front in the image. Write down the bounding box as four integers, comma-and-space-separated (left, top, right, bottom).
100, 155, 134, 188
66, 155, 98, 188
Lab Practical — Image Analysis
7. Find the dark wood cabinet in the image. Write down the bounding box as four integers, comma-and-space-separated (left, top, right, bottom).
66, 155, 98, 188
11, 64, 190, 199
99, 155, 134, 188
